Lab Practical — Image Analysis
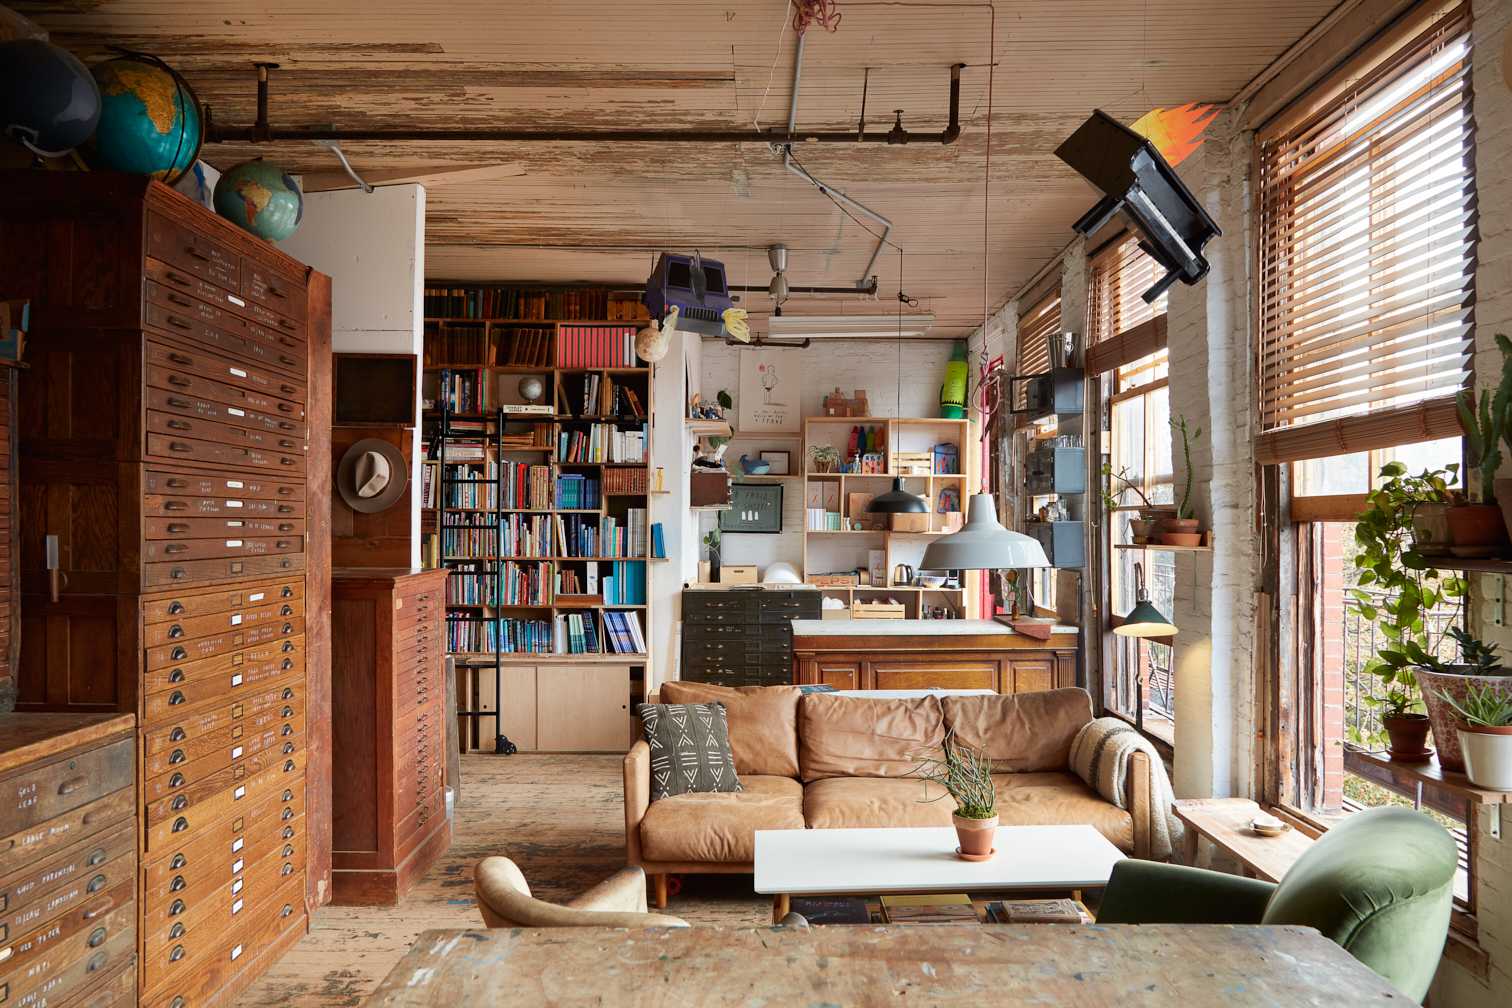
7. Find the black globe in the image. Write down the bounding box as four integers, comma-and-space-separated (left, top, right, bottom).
0, 39, 101, 156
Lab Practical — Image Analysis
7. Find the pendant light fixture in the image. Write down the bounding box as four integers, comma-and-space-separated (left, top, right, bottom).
921, 494, 1048, 569
1112, 562, 1177, 637
867, 246, 928, 517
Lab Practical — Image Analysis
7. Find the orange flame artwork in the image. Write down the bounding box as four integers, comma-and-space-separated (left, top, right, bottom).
1130, 103, 1219, 167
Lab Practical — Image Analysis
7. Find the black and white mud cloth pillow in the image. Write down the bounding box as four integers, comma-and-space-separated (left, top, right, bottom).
635, 701, 743, 801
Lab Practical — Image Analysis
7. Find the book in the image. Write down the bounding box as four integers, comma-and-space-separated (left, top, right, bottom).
788, 897, 872, 925
992, 898, 1092, 924
879, 893, 980, 924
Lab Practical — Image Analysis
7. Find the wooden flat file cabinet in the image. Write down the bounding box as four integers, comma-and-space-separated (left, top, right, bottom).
681, 589, 822, 687
2, 173, 330, 1008
330, 568, 452, 904
1, 713, 138, 1008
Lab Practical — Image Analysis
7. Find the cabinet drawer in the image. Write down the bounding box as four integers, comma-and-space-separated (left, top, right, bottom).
241, 265, 306, 325
145, 514, 306, 542
143, 535, 305, 564
683, 638, 763, 656
53, 956, 135, 1008
140, 878, 304, 1008
0, 789, 134, 877
144, 290, 306, 378
0, 822, 135, 944
146, 383, 305, 442
143, 842, 305, 962
143, 551, 306, 589
147, 213, 239, 290
144, 597, 305, 646
146, 359, 305, 432
146, 338, 305, 406
683, 610, 756, 625
144, 578, 303, 624
757, 595, 822, 614
147, 431, 306, 475
0, 908, 134, 1008
142, 677, 304, 760
681, 595, 757, 613
144, 745, 302, 831
144, 633, 302, 701
0, 874, 133, 983
146, 617, 303, 671
681, 623, 754, 639
145, 493, 304, 521
146, 409, 306, 455
142, 788, 302, 897
0, 740, 134, 835
143, 719, 304, 806
145, 754, 302, 852
868, 662, 997, 692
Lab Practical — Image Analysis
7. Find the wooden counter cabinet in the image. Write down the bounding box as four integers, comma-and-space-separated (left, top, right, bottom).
790, 619, 1077, 693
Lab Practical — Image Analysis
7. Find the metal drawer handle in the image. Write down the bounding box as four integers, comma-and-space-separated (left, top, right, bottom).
170, 727, 186, 740
165, 501, 187, 511
87, 847, 108, 866
281, 659, 293, 670
279, 458, 295, 466
169, 669, 184, 682
283, 825, 294, 839
168, 624, 184, 637
278, 439, 295, 447
281, 861, 293, 876
279, 356, 296, 366
281, 724, 293, 736
278, 319, 296, 330
165, 544, 189, 553
284, 761, 295, 773
279, 384, 296, 394
169, 601, 186, 613
87, 926, 108, 948
282, 640, 294, 651
171, 795, 188, 810
184, 245, 210, 261
170, 922, 185, 939
280, 559, 293, 567
88, 951, 109, 972
170, 945, 186, 962
166, 315, 192, 330
170, 772, 185, 787
279, 337, 297, 347
282, 705, 294, 717
167, 419, 192, 430
168, 352, 194, 364
282, 584, 294, 594
170, 875, 186, 891
167, 396, 191, 408
172, 816, 189, 832
280, 604, 292, 615
171, 996, 186, 1008
282, 903, 294, 917
87, 873, 108, 893
170, 749, 186, 763
171, 853, 187, 868
168, 374, 192, 387
169, 898, 186, 915
169, 691, 186, 705
167, 524, 189, 533
282, 741, 294, 754
165, 270, 191, 286
58, 775, 89, 794
171, 646, 188, 660
82, 897, 113, 919
167, 293, 191, 306
282, 687, 294, 699
283, 843, 294, 857
282, 807, 293, 820
277, 504, 293, 512
279, 421, 295, 430
168, 442, 192, 452
277, 403, 294, 413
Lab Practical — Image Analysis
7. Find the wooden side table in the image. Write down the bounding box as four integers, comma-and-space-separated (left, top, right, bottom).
1173, 798, 1314, 882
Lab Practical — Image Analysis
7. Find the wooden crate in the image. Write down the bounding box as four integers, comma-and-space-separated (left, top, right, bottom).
852, 602, 906, 619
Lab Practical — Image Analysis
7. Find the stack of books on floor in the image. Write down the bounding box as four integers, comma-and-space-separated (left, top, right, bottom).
985, 898, 1093, 924
878, 894, 981, 924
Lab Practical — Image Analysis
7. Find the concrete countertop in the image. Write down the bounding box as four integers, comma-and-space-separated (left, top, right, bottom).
789, 619, 1078, 636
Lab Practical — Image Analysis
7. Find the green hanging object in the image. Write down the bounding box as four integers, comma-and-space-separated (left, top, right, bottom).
940, 343, 967, 419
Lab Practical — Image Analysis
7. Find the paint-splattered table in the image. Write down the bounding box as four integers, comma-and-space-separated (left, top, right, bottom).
364, 924, 1410, 1007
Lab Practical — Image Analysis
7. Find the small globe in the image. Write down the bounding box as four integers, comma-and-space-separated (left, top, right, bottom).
518, 377, 544, 403
84, 56, 201, 183
0, 39, 101, 156
213, 158, 304, 243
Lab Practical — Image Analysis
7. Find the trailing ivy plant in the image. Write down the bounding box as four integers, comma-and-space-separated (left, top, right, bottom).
1349, 461, 1468, 713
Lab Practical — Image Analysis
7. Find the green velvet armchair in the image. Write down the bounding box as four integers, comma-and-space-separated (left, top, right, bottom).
1097, 805, 1457, 1003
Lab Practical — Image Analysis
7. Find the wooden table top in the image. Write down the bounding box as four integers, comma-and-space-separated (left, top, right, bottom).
1174, 797, 1315, 883
366, 924, 1408, 1007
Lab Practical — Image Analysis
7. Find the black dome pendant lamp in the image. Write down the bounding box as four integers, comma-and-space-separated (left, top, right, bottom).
867, 477, 929, 514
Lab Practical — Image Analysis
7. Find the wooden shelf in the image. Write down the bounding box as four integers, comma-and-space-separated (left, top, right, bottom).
425, 318, 647, 325
729, 431, 802, 440
1403, 554, 1512, 573
1114, 544, 1214, 553
687, 418, 733, 437
1346, 748, 1512, 804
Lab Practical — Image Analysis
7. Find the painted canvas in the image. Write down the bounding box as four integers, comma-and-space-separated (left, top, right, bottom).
739, 347, 800, 433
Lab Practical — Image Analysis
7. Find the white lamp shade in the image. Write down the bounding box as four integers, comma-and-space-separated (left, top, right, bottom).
921, 494, 1050, 570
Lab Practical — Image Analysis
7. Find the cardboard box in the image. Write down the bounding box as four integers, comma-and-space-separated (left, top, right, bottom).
719, 565, 758, 584
889, 512, 931, 532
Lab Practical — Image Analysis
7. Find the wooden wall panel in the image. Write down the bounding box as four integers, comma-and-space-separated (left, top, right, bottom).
0, 369, 15, 714
330, 427, 414, 567
304, 269, 334, 909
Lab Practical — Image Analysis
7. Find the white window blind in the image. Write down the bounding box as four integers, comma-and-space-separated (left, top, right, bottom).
1089, 234, 1169, 345
1015, 290, 1061, 377
1256, 4, 1474, 466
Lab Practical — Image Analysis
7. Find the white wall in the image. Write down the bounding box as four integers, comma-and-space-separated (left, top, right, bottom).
276, 183, 427, 566
647, 328, 698, 692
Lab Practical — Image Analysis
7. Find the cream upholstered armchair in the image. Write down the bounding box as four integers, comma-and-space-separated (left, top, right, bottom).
474, 857, 690, 928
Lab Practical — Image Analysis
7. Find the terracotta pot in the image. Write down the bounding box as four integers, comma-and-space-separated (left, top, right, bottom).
1444, 504, 1509, 552
1163, 518, 1199, 533
1161, 533, 1202, 547
1139, 508, 1178, 535
1409, 501, 1454, 555
1456, 723, 1512, 791
1382, 713, 1432, 762
1417, 669, 1512, 771
1128, 519, 1156, 541
952, 813, 998, 859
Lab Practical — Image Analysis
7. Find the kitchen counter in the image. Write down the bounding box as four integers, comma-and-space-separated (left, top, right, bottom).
789, 618, 1077, 637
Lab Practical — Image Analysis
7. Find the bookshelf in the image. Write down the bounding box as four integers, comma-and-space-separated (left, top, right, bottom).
422, 313, 659, 753
800, 416, 978, 619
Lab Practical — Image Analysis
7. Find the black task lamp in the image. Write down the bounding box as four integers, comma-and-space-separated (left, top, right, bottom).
1112, 562, 1177, 637
866, 477, 929, 514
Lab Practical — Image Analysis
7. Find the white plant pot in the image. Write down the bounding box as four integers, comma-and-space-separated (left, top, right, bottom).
1456, 726, 1512, 791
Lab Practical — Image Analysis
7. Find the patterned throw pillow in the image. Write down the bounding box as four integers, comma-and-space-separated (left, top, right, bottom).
636, 702, 743, 801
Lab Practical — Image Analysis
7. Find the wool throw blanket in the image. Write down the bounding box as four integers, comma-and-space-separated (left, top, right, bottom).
1069, 717, 1182, 861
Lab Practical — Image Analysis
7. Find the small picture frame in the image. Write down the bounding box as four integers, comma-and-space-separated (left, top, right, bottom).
759, 450, 791, 475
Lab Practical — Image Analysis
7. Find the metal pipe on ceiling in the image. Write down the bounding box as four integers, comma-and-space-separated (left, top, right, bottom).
203, 62, 963, 146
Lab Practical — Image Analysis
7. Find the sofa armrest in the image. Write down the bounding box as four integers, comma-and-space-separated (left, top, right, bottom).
1096, 859, 1276, 925
1128, 751, 1153, 860
567, 865, 650, 913
624, 740, 651, 867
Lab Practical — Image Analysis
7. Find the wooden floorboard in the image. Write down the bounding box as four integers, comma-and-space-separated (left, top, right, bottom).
231, 753, 770, 1008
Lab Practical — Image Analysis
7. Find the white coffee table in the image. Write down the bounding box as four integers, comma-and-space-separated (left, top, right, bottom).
754, 825, 1125, 924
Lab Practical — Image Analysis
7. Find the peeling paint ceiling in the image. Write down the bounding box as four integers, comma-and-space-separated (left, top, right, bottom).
16, 0, 1342, 338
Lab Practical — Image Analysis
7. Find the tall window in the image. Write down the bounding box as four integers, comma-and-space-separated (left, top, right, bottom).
1261, 3, 1477, 930
1012, 290, 1064, 613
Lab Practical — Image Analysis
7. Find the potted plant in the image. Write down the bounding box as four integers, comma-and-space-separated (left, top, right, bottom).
702, 527, 721, 582
1435, 681, 1512, 790
1101, 463, 1158, 542
1415, 627, 1512, 773
1452, 356, 1512, 554
1378, 691, 1432, 763
1161, 415, 1203, 546
910, 732, 998, 860
809, 443, 840, 474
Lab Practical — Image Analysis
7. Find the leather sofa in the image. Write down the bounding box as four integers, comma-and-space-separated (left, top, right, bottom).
625, 683, 1156, 907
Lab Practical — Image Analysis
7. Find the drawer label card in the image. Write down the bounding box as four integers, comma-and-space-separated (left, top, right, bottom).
231, 674, 243, 687
232, 838, 244, 853
228, 295, 246, 306
228, 408, 245, 416
232, 856, 244, 873
226, 500, 244, 508
230, 368, 247, 377
232, 879, 243, 895
227, 521, 244, 528
226, 541, 243, 547
231, 943, 243, 960
234, 786, 246, 799
232, 747, 243, 759
250, 593, 264, 601
231, 615, 243, 625
232, 898, 243, 914
227, 481, 244, 488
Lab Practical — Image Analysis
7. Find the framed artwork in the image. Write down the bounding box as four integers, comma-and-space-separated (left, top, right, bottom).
738, 347, 801, 432
759, 450, 791, 475
720, 483, 783, 534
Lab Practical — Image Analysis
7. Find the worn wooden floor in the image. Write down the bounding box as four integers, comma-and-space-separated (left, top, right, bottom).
232, 754, 770, 1008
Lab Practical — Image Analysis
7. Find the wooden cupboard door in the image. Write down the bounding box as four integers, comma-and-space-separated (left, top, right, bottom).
17, 593, 134, 710
496, 664, 537, 752
535, 666, 629, 752
813, 661, 860, 691
1003, 656, 1056, 694
868, 661, 996, 692
330, 595, 379, 854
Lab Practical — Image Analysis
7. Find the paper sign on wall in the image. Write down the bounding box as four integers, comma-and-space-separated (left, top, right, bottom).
739, 347, 801, 433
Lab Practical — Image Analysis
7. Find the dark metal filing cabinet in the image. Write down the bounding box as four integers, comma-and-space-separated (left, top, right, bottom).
680, 589, 822, 686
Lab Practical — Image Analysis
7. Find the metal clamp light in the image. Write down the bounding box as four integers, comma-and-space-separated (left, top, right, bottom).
1113, 562, 1177, 637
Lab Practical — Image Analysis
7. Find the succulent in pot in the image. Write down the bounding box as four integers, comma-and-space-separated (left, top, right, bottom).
1435, 681, 1512, 791
1452, 347, 1512, 555
910, 731, 999, 860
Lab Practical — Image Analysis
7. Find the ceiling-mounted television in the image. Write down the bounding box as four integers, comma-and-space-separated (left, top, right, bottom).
1055, 110, 1222, 304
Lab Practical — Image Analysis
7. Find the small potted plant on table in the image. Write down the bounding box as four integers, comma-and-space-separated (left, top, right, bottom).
1435, 682, 1512, 790
910, 732, 998, 860
1378, 691, 1433, 763
1161, 415, 1204, 546
809, 443, 840, 474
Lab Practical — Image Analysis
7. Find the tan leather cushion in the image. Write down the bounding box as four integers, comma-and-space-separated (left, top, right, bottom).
798, 693, 944, 782
992, 772, 1133, 853
802, 776, 958, 829
640, 775, 805, 862
660, 682, 802, 778
941, 688, 1094, 772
